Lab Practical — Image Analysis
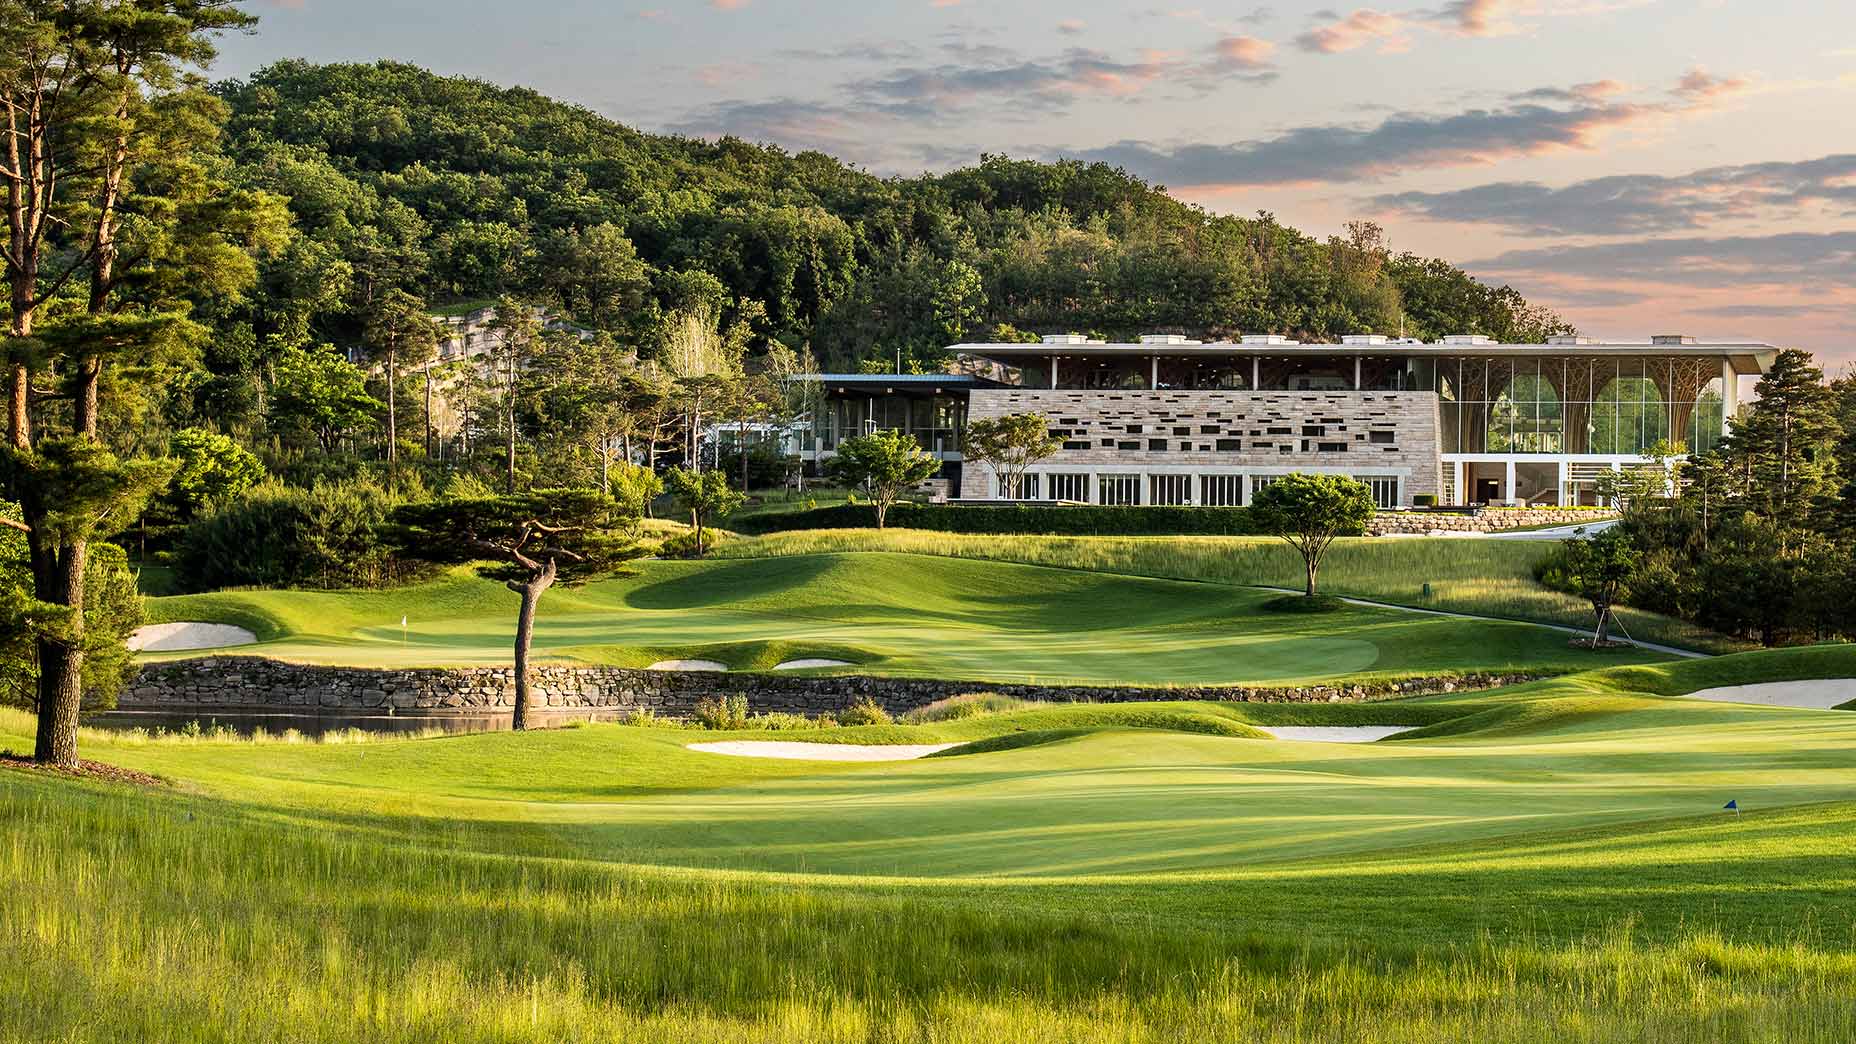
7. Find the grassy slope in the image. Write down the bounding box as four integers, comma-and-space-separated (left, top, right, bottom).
719, 530, 1742, 653
6, 646, 1856, 1040
140, 552, 1672, 684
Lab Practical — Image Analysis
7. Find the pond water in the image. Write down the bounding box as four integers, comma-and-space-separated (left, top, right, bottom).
86, 710, 571, 738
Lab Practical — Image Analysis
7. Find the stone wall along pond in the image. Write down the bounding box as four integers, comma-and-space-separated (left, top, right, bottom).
123, 658, 1538, 723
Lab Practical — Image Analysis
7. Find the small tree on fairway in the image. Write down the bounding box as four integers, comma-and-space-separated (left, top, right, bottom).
827, 430, 940, 528
1557, 526, 1641, 646
1248, 473, 1375, 597
666, 467, 745, 556
391, 489, 642, 730
964, 413, 1061, 499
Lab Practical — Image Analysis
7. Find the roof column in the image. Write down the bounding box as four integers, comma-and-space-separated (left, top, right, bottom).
1721, 356, 1739, 428
1252, 357, 1260, 391
1151, 354, 1159, 390
1354, 355, 1363, 391
1050, 355, 1058, 390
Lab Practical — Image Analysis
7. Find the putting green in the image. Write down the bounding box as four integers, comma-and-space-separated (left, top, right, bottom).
144, 552, 1668, 684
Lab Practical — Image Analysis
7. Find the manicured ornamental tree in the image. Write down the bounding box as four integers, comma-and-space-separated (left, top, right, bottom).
827, 429, 940, 529
1556, 525, 1641, 646
666, 467, 746, 557
392, 489, 642, 730
1248, 473, 1376, 598
963, 412, 1061, 500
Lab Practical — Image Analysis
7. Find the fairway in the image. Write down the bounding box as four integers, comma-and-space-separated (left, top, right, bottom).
49, 650, 1856, 887
143, 551, 1671, 684
7, 646, 1856, 1040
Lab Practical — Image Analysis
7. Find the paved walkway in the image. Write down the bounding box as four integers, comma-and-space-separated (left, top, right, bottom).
1254, 586, 1710, 660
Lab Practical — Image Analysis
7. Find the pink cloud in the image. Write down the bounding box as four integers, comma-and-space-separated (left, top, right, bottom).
1295, 10, 1412, 54
1673, 67, 1751, 103
1214, 35, 1276, 70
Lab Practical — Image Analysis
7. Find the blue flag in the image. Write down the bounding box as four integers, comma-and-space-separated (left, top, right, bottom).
1724, 799, 1738, 812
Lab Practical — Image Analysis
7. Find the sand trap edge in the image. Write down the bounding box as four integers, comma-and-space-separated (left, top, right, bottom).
686, 741, 959, 761
771, 658, 854, 671
647, 659, 729, 672
128, 622, 259, 653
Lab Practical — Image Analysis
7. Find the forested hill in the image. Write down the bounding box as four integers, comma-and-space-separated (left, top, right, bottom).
218, 60, 1570, 371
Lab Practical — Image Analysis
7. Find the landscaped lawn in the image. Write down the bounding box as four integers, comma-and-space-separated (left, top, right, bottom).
141, 551, 1674, 684
720, 529, 1742, 653
5, 645, 1856, 1041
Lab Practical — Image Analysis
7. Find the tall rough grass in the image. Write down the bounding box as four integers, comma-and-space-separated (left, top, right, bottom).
720, 530, 1741, 653
2, 777, 1852, 1042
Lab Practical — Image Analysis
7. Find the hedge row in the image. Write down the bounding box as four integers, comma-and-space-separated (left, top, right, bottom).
734, 503, 1268, 536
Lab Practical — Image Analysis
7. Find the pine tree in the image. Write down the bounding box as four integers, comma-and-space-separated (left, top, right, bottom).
1729, 349, 1838, 546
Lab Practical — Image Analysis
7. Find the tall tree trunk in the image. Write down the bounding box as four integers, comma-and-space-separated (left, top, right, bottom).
6, 363, 26, 454
1304, 557, 1318, 597
505, 353, 517, 492
386, 346, 398, 482
34, 543, 86, 767
1593, 604, 1612, 645
509, 560, 556, 732
424, 365, 434, 460
740, 417, 749, 492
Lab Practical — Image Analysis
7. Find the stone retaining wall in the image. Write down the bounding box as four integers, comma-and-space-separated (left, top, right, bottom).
1367, 509, 1615, 536
124, 658, 1539, 721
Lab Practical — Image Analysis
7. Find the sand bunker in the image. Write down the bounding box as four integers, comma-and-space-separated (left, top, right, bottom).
127, 622, 257, 652
1685, 680, 1854, 711
772, 658, 854, 671
687, 741, 959, 761
646, 659, 728, 672
1257, 726, 1419, 743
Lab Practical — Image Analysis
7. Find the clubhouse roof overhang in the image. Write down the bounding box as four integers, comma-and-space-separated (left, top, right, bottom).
801, 374, 1007, 394
951, 341, 1779, 376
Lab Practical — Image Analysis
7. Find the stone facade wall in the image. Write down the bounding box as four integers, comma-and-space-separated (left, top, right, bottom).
966, 389, 1442, 503
1366, 509, 1617, 536
123, 658, 1537, 721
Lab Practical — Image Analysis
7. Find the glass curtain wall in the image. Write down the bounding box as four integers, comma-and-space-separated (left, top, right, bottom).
821, 394, 967, 452
1434, 356, 1724, 456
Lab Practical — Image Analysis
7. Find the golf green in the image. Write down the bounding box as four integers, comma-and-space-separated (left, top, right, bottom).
143, 551, 1669, 684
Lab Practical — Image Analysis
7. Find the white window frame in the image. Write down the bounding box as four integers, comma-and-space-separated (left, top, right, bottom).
1098, 473, 1142, 506
1149, 474, 1191, 506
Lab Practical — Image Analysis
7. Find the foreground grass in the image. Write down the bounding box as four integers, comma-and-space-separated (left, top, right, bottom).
719, 530, 1739, 653
5, 646, 1856, 1040
142, 552, 1670, 684
7, 777, 1856, 1043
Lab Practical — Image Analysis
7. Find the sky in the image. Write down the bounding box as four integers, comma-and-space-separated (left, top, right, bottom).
228, 0, 1855, 369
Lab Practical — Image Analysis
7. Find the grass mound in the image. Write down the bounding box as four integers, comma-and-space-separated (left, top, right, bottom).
904, 692, 1046, 722
1261, 593, 1346, 613
926, 728, 1094, 756
138, 551, 1679, 686
559, 638, 878, 672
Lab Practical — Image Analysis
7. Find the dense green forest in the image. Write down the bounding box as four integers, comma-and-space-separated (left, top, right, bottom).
212, 60, 1570, 377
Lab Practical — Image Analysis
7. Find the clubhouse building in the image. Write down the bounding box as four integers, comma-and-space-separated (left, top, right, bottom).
801, 333, 1776, 508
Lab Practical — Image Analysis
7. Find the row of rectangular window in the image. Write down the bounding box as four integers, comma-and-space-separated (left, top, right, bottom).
1015, 473, 1400, 509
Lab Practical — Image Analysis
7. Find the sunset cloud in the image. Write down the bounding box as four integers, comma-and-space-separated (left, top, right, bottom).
1296, 9, 1411, 53
1371, 153, 1856, 236
1059, 70, 1748, 189
1469, 230, 1856, 290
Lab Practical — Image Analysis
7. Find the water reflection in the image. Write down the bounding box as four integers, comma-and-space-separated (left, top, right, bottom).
86, 710, 623, 738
